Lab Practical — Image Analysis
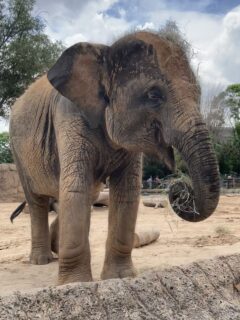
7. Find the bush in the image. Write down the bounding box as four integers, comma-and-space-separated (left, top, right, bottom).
213, 121, 240, 175
143, 155, 171, 180
0, 132, 13, 163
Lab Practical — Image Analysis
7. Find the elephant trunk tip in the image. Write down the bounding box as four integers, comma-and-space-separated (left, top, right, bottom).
168, 180, 218, 222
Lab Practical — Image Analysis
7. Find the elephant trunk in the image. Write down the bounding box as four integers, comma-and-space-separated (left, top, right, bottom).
170, 117, 220, 222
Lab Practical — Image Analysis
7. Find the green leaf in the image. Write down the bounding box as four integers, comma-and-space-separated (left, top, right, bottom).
0, 132, 13, 163
0, 0, 65, 116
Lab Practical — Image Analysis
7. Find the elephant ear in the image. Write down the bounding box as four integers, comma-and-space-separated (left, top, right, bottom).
47, 43, 109, 128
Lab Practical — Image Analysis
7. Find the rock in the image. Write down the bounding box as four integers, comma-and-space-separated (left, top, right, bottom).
0, 164, 24, 202
1, 254, 240, 319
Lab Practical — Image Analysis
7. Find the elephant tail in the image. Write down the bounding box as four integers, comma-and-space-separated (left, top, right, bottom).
10, 201, 27, 223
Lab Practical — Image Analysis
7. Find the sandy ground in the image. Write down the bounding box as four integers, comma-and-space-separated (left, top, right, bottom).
0, 195, 240, 297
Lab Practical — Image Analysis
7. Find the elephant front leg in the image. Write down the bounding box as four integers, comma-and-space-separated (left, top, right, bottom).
58, 185, 93, 285
101, 155, 142, 280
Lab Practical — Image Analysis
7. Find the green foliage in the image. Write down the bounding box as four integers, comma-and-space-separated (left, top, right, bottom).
143, 150, 188, 181
225, 83, 240, 123
0, 132, 13, 163
212, 121, 240, 175
203, 83, 240, 175
0, 0, 64, 116
234, 121, 240, 137
143, 156, 171, 180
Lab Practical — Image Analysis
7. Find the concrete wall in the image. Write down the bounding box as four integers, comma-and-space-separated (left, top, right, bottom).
0, 164, 24, 202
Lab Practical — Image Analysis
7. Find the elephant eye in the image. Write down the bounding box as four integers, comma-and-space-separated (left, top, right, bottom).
147, 87, 166, 103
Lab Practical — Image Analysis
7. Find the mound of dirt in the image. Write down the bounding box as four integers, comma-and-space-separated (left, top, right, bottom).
194, 234, 240, 247
1, 254, 240, 320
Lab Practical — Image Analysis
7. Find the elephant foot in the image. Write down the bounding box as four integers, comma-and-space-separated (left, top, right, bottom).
30, 250, 53, 265
101, 257, 137, 280
58, 273, 93, 285
58, 255, 93, 285
57, 270, 93, 286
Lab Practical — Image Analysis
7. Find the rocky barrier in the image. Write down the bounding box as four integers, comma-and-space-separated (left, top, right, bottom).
0, 164, 24, 202
1, 254, 240, 319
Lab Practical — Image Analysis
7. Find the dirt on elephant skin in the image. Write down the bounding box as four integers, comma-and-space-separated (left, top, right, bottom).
0, 195, 240, 296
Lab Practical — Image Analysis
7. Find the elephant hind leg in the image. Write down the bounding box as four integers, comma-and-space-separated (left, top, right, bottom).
28, 194, 53, 265
11, 152, 53, 265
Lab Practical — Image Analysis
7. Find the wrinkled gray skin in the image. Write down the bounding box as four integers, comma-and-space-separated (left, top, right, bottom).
10, 31, 220, 285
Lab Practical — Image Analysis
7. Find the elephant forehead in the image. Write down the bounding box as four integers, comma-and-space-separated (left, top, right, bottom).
110, 42, 163, 85
112, 61, 162, 86
133, 32, 195, 82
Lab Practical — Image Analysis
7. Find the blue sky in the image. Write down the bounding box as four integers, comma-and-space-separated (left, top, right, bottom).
1, 0, 240, 131
106, 0, 240, 18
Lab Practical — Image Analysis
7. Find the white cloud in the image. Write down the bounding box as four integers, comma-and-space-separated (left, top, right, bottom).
35, 0, 131, 46
136, 22, 156, 30
193, 5, 240, 88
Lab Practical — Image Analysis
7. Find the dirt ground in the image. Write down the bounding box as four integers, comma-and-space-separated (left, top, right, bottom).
1, 195, 240, 297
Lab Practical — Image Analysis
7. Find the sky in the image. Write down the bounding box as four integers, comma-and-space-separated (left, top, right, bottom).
1, 0, 240, 131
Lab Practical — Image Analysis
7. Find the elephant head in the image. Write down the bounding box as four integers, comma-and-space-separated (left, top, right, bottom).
48, 31, 220, 222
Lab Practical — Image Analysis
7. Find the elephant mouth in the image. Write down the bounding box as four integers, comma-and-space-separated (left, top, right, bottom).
152, 121, 175, 172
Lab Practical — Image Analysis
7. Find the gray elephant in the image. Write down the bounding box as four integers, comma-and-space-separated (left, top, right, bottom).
10, 30, 220, 285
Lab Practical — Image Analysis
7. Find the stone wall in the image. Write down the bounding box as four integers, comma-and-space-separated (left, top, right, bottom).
0, 164, 24, 202
1, 254, 240, 319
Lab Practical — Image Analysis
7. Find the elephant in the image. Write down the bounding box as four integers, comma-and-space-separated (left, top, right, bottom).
9, 30, 220, 285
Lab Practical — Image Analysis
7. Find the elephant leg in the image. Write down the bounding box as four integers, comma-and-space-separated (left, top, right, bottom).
10, 155, 53, 265
28, 196, 53, 265
58, 187, 92, 284
101, 154, 142, 280
50, 182, 103, 256
55, 123, 96, 284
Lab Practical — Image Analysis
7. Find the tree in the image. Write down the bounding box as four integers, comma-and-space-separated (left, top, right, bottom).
225, 84, 240, 124
202, 83, 240, 130
143, 155, 171, 180
200, 85, 232, 142
0, 0, 64, 116
200, 83, 240, 175
0, 132, 13, 163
